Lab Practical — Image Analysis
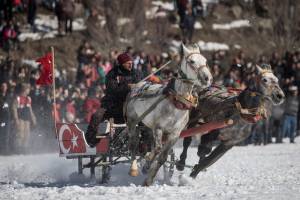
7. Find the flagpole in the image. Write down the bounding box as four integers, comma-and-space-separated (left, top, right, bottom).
51, 46, 57, 136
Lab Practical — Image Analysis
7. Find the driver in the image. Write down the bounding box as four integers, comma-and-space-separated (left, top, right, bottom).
85, 52, 140, 147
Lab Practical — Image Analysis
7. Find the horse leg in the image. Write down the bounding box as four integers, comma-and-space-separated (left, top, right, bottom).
143, 136, 178, 186
197, 130, 220, 162
128, 123, 139, 176
176, 136, 192, 171
143, 128, 163, 174
190, 143, 232, 178
197, 143, 212, 161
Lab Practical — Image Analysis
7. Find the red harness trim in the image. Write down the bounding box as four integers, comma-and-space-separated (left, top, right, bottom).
241, 114, 263, 123
168, 96, 193, 110
173, 99, 193, 110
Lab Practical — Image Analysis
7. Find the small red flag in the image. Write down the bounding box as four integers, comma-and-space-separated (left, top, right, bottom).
36, 52, 53, 85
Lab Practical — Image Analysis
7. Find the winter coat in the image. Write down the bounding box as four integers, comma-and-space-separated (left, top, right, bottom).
83, 97, 101, 123
284, 95, 299, 116
62, 0, 75, 19
101, 64, 140, 123
2, 26, 17, 41
12, 95, 36, 124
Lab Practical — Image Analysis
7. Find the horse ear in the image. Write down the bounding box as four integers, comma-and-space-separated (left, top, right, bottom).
255, 64, 263, 74
180, 42, 190, 57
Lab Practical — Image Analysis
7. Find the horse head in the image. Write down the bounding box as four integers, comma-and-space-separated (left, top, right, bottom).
254, 64, 285, 105
179, 43, 213, 89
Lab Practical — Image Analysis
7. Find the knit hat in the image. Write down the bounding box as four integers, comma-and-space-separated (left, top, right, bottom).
117, 53, 133, 65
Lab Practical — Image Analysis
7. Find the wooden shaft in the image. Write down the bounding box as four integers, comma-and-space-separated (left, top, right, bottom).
179, 119, 233, 138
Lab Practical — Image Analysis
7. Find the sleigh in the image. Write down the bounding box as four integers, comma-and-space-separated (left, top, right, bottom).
54, 118, 232, 183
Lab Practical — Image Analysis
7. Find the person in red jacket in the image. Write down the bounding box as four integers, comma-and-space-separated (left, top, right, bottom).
83, 88, 101, 123
1, 20, 18, 51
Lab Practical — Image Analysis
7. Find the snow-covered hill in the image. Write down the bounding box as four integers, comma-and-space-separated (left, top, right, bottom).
0, 138, 299, 200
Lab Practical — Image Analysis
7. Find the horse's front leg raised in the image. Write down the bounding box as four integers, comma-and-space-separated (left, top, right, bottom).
144, 135, 178, 186
128, 123, 139, 176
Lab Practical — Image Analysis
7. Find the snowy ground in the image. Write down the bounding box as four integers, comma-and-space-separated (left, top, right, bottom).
18, 14, 86, 42
0, 138, 300, 200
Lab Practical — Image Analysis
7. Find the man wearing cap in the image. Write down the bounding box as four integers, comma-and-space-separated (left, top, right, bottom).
85, 52, 141, 147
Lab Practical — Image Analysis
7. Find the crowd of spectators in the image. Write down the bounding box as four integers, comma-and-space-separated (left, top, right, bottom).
0, 0, 299, 155
0, 0, 79, 52
209, 50, 300, 145
0, 0, 23, 52
0, 40, 300, 155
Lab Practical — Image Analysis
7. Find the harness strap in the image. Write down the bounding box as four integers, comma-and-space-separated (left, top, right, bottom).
131, 95, 167, 127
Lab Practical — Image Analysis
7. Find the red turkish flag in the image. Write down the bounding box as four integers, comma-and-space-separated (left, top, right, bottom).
36, 52, 53, 85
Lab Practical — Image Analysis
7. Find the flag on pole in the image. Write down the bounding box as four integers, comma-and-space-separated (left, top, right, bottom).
36, 52, 53, 85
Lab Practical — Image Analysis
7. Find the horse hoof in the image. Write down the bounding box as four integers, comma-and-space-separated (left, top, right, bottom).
143, 180, 150, 187
129, 169, 139, 177
129, 160, 139, 176
175, 160, 185, 171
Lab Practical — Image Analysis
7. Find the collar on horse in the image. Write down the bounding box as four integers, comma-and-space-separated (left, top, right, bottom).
168, 90, 198, 110
163, 78, 198, 110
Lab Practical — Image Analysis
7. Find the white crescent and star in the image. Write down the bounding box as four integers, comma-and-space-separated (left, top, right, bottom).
59, 124, 79, 154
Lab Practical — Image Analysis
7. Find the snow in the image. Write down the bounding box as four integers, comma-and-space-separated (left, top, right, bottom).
197, 40, 230, 51
0, 138, 299, 200
169, 40, 182, 53
170, 40, 230, 52
151, 1, 174, 11
202, 0, 219, 10
234, 44, 242, 49
119, 38, 132, 44
146, 1, 172, 19
18, 14, 86, 42
194, 21, 203, 29
212, 20, 251, 30
21, 59, 39, 69
117, 18, 132, 26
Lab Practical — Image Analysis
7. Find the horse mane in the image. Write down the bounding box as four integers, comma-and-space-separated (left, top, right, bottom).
185, 43, 200, 52
259, 63, 272, 71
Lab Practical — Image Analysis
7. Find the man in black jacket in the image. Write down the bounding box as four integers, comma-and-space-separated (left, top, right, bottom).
85, 53, 140, 147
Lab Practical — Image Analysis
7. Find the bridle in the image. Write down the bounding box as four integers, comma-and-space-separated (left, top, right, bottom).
179, 52, 209, 81
256, 70, 279, 98
185, 53, 208, 71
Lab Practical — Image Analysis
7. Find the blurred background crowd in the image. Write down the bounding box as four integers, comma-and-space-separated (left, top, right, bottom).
1, 43, 299, 155
0, 0, 299, 155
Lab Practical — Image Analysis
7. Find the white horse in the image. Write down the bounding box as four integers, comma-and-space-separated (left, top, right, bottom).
125, 43, 213, 186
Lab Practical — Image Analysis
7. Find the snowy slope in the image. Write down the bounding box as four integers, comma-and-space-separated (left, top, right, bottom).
0, 138, 300, 200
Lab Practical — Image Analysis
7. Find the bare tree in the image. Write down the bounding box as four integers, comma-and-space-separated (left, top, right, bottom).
84, 0, 147, 49
256, 0, 300, 50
